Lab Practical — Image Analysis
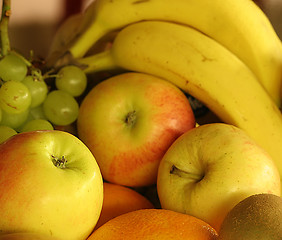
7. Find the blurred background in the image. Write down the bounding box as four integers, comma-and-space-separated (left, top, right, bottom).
2, 0, 282, 59
7, 0, 94, 58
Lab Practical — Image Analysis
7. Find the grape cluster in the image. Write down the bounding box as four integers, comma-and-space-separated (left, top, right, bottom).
0, 52, 87, 144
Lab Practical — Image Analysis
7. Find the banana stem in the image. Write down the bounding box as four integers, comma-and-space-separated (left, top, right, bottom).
77, 49, 119, 74
0, 0, 11, 57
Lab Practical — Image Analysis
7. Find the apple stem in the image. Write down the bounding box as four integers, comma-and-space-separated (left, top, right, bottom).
0, 0, 11, 57
170, 165, 204, 182
125, 110, 137, 126
52, 155, 67, 169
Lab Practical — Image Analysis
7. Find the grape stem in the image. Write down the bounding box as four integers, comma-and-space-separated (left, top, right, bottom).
0, 0, 11, 57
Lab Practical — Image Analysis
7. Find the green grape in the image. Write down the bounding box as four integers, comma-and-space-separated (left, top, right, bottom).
0, 80, 32, 114
19, 119, 54, 132
0, 125, 17, 144
28, 104, 47, 120
22, 104, 47, 127
43, 90, 79, 126
0, 52, 28, 82
22, 75, 48, 108
55, 65, 87, 97
1, 108, 29, 129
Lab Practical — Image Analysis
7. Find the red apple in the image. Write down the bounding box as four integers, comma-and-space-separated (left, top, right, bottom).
77, 72, 195, 187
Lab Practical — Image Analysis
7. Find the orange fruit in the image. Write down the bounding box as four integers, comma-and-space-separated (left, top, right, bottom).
94, 182, 155, 230
89, 208, 218, 240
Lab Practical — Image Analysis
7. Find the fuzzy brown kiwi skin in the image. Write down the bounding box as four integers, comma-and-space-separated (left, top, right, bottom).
218, 193, 282, 240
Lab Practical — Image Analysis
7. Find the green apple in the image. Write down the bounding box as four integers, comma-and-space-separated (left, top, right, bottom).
0, 130, 103, 240
77, 72, 196, 187
157, 123, 281, 231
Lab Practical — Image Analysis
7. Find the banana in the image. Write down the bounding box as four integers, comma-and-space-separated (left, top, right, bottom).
77, 20, 282, 190
46, 12, 84, 65
53, 0, 282, 107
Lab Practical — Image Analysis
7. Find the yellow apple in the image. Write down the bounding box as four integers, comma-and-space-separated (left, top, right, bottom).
157, 123, 281, 231
0, 130, 103, 240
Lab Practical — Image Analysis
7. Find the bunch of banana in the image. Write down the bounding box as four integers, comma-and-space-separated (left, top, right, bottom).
47, 0, 282, 108
46, 0, 282, 191
46, 12, 84, 62
75, 20, 282, 188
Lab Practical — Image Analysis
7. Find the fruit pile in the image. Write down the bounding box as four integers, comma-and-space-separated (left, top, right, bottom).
0, 0, 282, 240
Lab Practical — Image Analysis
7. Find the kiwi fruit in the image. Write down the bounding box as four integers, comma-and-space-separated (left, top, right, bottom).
218, 193, 282, 240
